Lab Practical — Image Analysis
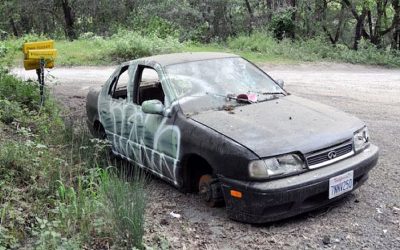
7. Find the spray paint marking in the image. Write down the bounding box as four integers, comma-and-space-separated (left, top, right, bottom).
98, 60, 181, 185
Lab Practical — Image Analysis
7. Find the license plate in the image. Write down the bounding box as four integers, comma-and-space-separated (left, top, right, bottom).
329, 171, 354, 199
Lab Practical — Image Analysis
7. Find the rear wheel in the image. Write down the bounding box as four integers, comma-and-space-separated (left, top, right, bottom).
198, 174, 224, 207
93, 122, 117, 161
94, 121, 106, 139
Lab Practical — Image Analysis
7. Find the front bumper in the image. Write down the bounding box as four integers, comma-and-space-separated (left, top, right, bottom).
219, 144, 379, 224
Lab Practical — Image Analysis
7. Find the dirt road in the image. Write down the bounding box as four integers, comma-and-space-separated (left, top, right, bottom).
12, 63, 400, 249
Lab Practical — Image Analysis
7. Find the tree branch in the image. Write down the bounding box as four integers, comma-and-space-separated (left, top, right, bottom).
342, 0, 359, 19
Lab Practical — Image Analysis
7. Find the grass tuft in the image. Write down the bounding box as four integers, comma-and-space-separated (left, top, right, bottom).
100, 166, 147, 249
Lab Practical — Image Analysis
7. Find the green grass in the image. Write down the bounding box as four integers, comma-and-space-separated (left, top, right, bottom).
0, 67, 147, 248
5, 31, 400, 67
56, 39, 107, 66
55, 38, 297, 66
54, 39, 296, 67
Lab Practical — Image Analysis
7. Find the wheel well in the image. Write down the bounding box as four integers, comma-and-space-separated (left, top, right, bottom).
93, 120, 102, 130
182, 154, 213, 193
93, 120, 105, 138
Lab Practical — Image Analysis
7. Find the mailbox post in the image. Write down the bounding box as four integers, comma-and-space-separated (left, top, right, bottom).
23, 40, 57, 106
37, 59, 45, 105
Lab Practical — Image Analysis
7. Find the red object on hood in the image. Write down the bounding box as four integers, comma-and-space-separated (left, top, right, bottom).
237, 93, 258, 103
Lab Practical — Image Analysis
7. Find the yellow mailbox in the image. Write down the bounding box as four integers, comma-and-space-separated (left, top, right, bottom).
23, 40, 57, 105
23, 40, 57, 70
23, 40, 55, 54
27, 49, 58, 60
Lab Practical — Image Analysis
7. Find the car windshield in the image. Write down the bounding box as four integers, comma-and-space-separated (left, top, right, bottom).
165, 57, 284, 114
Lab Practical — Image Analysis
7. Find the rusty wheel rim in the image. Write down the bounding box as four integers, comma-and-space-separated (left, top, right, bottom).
199, 174, 216, 207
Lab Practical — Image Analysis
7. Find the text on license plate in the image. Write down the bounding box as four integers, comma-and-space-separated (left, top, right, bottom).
329, 170, 354, 199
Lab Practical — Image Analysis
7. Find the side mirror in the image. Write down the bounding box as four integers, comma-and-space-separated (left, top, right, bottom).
276, 79, 285, 89
142, 100, 164, 115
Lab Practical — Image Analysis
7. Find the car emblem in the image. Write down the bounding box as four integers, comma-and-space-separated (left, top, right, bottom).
327, 151, 337, 159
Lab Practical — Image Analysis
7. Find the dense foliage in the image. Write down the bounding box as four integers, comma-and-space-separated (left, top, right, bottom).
0, 1, 399, 67
0, 0, 399, 51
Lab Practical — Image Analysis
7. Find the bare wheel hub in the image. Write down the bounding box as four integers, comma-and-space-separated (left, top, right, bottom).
198, 174, 224, 207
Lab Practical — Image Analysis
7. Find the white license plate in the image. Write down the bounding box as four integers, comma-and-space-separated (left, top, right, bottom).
329, 171, 354, 199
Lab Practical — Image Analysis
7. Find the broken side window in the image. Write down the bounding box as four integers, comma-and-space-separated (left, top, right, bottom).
109, 65, 129, 100
134, 66, 165, 105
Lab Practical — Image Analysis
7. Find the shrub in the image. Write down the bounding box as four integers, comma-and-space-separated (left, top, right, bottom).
228, 32, 400, 67
0, 70, 64, 140
0, 42, 7, 58
131, 16, 180, 39
0, 142, 36, 185
228, 32, 279, 53
270, 9, 296, 40
0, 99, 23, 124
0, 73, 40, 111
104, 30, 182, 61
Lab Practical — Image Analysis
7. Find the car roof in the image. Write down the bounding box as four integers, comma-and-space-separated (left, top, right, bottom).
137, 52, 240, 66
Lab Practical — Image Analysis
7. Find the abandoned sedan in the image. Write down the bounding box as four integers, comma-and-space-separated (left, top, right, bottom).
86, 52, 379, 223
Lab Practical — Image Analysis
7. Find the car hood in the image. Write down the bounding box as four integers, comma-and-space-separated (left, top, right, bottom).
190, 95, 364, 157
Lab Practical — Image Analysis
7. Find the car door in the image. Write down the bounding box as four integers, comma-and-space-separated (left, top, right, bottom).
99, 64, 132, 156
123, 63, 180, 184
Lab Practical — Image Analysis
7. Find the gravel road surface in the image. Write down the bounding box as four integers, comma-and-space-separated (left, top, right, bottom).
12, 63, 400, 249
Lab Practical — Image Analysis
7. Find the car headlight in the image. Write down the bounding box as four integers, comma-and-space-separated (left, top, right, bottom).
353, 126, 370, 152
249, 154, 305, 179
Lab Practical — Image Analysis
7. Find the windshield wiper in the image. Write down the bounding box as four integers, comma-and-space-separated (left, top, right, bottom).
206, 92, 254, 104
261, 91, 286, 96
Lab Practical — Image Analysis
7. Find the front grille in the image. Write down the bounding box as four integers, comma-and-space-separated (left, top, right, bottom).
306, 140, 354, 169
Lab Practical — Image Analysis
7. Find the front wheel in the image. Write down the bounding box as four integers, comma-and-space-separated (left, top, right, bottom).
198, 174, 224, 207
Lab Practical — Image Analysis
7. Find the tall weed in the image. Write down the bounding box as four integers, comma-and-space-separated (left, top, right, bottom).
100, 166, 147, 249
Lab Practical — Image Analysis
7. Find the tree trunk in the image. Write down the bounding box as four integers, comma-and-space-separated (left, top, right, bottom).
374, 0, 384, 45
342, 0, 367, 50
266, 0, 273, 21
366, 0, 385, 47
354, 9, 367, 50
289, 0, 296, 39
334, 3, 346, 43
323, 3, 345, 45
391, 0, 400, 49
244, 0, 254, 34
125, 0, 136, 12
60, 0, 76, 41
315, 0, 327, 22
394, 29, 400, 50
274, 0, 279, 10
9, 17, 18, 37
